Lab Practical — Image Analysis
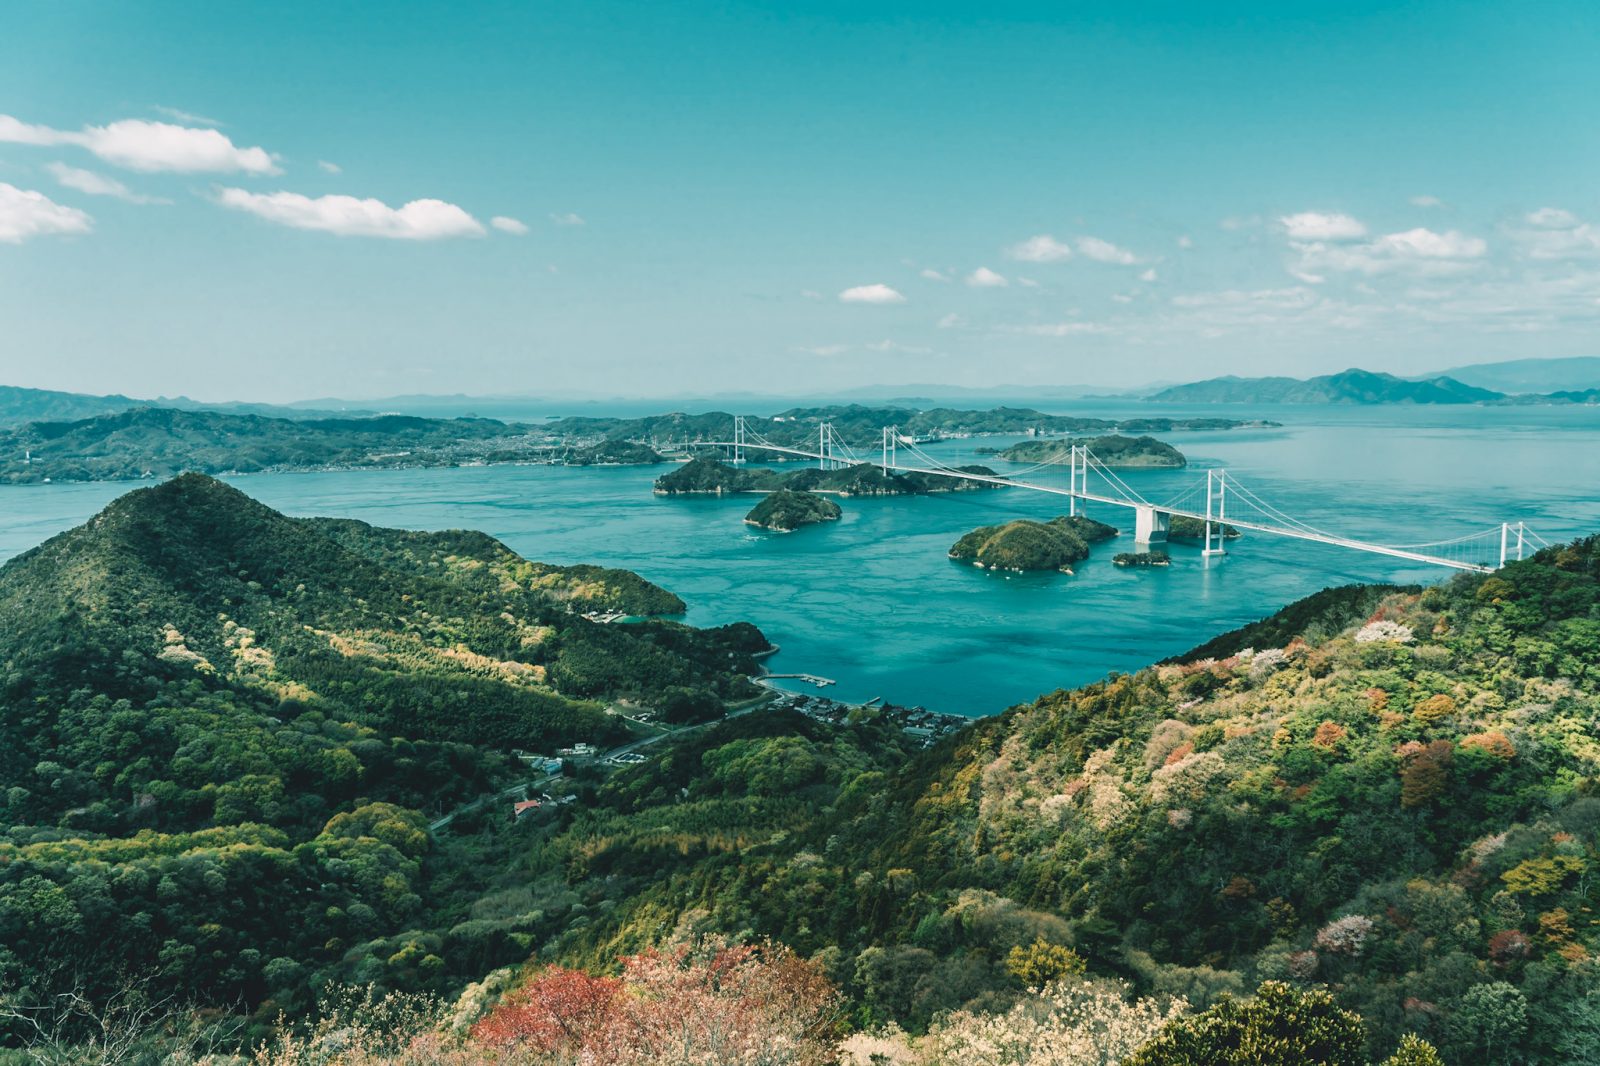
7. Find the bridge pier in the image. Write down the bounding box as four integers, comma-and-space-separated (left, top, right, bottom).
1134, 505, 1169, 547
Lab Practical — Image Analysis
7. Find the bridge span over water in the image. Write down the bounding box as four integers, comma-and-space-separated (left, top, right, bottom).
674, 417, 1550, 574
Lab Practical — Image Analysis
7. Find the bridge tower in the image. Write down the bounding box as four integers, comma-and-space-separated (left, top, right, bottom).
732, 415, 747, 465
1067, 444, 1088, 517
1203, 469, 1228, 557
881, 426, 898, 473
1499, 521, 1526, 567
819, 422, 832, 471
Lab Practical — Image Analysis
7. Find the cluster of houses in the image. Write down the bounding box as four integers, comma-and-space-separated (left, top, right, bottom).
764, 690, 968, 748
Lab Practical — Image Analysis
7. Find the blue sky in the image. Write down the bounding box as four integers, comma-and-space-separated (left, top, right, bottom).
1, 1, 1598, 401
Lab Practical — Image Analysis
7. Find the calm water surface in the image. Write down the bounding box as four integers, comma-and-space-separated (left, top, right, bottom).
3, 402, 1597, 715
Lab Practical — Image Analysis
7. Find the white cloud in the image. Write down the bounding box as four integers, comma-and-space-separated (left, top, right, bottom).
1017, 277, 1040, 288
550, 211, 585, 226
44, 162, 167, 204
794, 343, 850, 357
1526, 207, 1579, 230
1287, 225, 1488, 279
153, 105, 222, 127
1076, 236, 1139, 264
0, 114, 278, 174
839, 283, 906, 304
1279, 211, 1367, 240
1410, 194, 1445, 209
1508, 208, 1600, 260
0, 183, 93, 243
865, 339, 933, 354
966, 266, 1009, 287
216, 187, 486, 239
920, 268, 950, 282
1369, 227, 1486, 260
1007, 234, 1073, 262
1112, 293, 1133, 304
936, 313, 964, 329
1139, 268, 1158, 282
1176, 235, 1193, 249
318, 160, 342, 174
491, 215, 529, 235
800, 289, 824, 300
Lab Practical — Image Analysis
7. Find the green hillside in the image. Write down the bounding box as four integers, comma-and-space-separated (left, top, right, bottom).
0, 475, 769, 1029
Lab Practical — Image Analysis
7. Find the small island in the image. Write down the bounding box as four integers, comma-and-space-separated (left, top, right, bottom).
1167, 515, 1243, 541
1114, 550, 1171, 568
744, 489, 843, 532
949, 514, 1119, 572
568, 439, 665, 465
996, 435, 1187, 468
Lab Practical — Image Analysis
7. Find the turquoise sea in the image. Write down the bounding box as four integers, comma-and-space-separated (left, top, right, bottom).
3, 401, 1598, 715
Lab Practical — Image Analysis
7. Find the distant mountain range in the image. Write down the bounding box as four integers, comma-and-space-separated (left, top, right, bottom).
1426, 355, 1600, 394
1144, 367, 1600, 406
0, 385, 368, 428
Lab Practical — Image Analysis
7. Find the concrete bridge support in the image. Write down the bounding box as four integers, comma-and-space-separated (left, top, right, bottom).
1134, 505, 1169, 547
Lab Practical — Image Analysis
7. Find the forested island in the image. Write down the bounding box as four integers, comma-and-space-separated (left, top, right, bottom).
995, 434, 1189, 467
950, 514, 1120, 571
7, 475, 1600, 1063
1116, 549, 1172, 567
654, 456, 1004, 496
744, 488, 842, 531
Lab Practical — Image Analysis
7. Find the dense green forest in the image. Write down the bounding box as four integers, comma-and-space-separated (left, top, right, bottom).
996, 435, 1188, 467
6, 475, 1600, 1064
745, 489, 843, 531
949, 515, 1121, 571
0, 475, 769, 1038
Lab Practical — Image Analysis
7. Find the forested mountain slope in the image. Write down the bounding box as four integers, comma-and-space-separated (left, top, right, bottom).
529, 537, 1600, 1063
0, 475, 768, 1029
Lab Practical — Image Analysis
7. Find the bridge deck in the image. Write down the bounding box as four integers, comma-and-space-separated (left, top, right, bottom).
683, 439, 1496, 572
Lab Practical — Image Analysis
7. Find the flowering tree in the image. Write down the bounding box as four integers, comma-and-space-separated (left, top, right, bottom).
469, 939, 838, 1065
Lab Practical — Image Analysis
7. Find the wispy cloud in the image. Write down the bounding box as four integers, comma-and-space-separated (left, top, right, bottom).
1286, 224, 1487, 281
1007, 234, 1073, 262
45, 162, 168, 204
1410, 194, 1445, 208
491, 215, 529, 235
216, 187, 486, 239
1002, 321, 1112, 336
550, 211, 585, 226
919, 268, 950, 282
317, 160, 342, 175
1279, 211, 1367, 240
966, 266, 1009, 287
0, 113, 277, 174
1076, 236, 1139, 264
0, 182, 93, 243
153, 105, 222, 127
839, 283, 906, 304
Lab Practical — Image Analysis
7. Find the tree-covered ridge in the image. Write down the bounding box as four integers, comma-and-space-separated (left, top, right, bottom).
551, 404, 1274, 450
997, 435, 1188, 468
0, 475, 773, 1031
525, 537, 1600, 1063
654, 457, 1005, 497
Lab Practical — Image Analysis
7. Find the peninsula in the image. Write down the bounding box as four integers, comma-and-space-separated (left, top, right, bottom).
995, 434, 1188, 468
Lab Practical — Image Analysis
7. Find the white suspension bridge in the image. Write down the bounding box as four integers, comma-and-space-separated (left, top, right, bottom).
667, 416, 1550, 573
